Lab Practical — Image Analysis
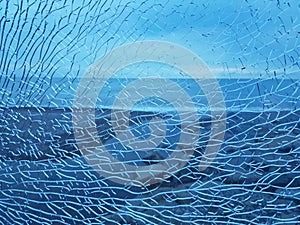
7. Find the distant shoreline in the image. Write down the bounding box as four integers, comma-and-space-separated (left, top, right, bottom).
1, 77, 299, 111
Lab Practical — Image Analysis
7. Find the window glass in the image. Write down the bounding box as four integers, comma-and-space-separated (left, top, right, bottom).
0, 0, 299, 224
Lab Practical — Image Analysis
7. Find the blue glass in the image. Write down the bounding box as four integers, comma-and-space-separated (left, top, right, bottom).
0, 0, 299, 224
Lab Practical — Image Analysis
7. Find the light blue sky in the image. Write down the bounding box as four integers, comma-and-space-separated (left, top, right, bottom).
1, 0, 299, 80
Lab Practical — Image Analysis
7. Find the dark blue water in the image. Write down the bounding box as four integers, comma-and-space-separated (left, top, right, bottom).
0, 77, 299, 223
1, 77, 299, 111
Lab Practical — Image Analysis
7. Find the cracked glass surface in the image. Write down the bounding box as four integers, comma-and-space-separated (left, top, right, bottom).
0, 0, 299, 224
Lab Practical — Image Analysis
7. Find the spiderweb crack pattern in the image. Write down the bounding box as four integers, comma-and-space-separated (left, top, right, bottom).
0, 0, 299, 224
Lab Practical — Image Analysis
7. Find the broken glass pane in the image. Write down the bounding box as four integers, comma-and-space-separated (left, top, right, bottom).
0, 0, 299, 224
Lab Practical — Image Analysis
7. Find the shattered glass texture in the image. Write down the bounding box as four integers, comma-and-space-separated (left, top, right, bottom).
0, 0, 299, 224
